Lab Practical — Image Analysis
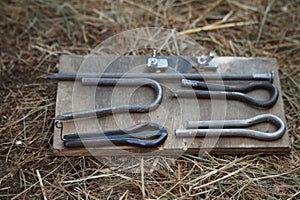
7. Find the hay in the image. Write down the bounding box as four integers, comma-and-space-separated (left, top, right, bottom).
0, 0, 299, 199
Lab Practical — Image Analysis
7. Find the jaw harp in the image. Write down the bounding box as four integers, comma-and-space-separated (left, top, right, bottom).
172, 79, 279, 109
175, 114, 285, 141
55, 78, 163, 120
55, 121, 168, 148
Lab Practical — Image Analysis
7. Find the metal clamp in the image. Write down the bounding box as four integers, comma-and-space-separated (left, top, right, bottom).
173, 79, 279, 109
147, 49, 169, 72
55, 121, 168, 148
175, 114, 285, 141
55, 78, 162, 120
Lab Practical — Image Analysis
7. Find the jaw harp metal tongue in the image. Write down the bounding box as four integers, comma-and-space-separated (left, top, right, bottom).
175, 114, 285, 141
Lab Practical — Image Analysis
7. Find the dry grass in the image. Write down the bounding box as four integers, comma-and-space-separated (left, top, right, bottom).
0, 0, 299, 199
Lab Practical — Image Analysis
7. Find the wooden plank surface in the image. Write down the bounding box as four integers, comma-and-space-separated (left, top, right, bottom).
53, 55, 290, 156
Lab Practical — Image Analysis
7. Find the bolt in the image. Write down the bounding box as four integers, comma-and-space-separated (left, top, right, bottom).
152, 49, 157, 58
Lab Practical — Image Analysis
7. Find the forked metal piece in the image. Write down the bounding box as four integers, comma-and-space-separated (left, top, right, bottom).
55, 121, 168, 148
175, 114, 285, 141
55, 78, 162, 120
173, 79, 279, 109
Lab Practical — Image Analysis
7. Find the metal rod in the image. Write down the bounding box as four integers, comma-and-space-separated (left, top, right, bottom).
48, 71, 274, 83
175, 114, 285, 141
173, 79, 278, 109
55, 78, 162, 120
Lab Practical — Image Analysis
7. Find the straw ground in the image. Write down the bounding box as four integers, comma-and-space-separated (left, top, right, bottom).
0, 0, 299, 199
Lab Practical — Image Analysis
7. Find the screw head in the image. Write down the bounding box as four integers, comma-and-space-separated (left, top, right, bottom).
198, 55, 208, 65
147, 57, 158, 67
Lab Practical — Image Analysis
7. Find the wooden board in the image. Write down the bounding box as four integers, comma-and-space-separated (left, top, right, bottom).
53, 55, 290, 156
